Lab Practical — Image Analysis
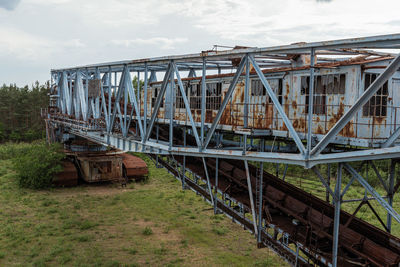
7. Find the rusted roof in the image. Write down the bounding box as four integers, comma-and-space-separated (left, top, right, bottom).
150, 55, 394, 85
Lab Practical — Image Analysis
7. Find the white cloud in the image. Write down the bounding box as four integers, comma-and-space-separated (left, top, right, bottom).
0, 26, 52, 60
64, 38, 86, 48
111, 37, 188, 49
0, 25, 86, 61
0, 0, 400, 86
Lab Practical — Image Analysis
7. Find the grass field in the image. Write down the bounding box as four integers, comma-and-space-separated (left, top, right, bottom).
0, 153, 288, 267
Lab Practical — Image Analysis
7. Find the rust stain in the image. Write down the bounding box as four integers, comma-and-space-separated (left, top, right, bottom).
205, 110, 213, 123
292, 100, 297, 110
284, 102, 290, 116
316, 125, 324, 134
328, 102, 355, 137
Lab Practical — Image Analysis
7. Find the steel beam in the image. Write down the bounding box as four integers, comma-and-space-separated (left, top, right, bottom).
244, 54, 250, 128
202, 157, 215, 207
124, 67, 144, 139
202, 56, 247, 150
144, 63, 148, 136
370, 161, 389, 192
343, 163, 400, 223
144, 63, 173, 141
312, 166, 337, 202
52, 33, 400, 73
387, 160, 396, 232
214, 157, 219, 214
182, 129, 187, 190
306, 48, 315, 158
244, 160, 258, 236
173, 63, 202, 148
249, 55, 306, 155
382, 125, 400, 148
332, 163, 342, 267
169, 67, 174, 150
257, 159, 264, 244
108, 69, 126, 133
188, 68, 196, 78
201, 57, 206, 145
311, 53, 400, 156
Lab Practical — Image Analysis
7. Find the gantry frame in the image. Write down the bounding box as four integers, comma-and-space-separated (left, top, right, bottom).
48, 33, 400, 267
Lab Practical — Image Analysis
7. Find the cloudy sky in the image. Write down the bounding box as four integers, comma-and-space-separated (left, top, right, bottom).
1, 0, 400, 86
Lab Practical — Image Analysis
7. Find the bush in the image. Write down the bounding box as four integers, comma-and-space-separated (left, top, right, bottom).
142, 227, 153, 236
11, 142, 64, 189
0, 142, 33, 160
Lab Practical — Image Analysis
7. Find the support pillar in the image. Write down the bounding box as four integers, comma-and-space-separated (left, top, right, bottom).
244, 160, 258, 236
387, 160, 396, 232
257, 161, 264, 245
182, 129, 186, 190
214, 157, 219, 214
332, 163, 342, 267
326, 163, 331, 202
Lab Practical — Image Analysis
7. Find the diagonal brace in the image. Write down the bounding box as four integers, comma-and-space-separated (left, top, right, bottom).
312, 167, 337, 202
382, 125, 400, 148
202, 56, 247, 150
173, 62, 202, 148
249, 55, 306, 155
311, 53, 400, 156
124, 67, 144, 140
343, 163, 400, 223
144, 63, 173, 142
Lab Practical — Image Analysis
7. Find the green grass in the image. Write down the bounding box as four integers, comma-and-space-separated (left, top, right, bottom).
0, 147, 287, 267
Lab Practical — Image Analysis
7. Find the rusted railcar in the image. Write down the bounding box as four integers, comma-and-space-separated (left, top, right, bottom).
142, 54, 400, 148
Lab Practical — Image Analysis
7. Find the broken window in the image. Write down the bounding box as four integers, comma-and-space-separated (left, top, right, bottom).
251, 78, 283, 104
189, 82, 222, 110
190, 83, 201, 109
302, 76, 326, 115
302, 74, 346, 115
206, 82, 222, 109
251, 79, 266, 96
175, 82, 188, 109
152, 87, 163, 108
362, 73, 388, 117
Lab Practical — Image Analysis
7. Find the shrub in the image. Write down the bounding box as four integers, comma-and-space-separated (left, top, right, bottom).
0, 142, 33, 160
142, 226, 153, 236
11, 142, 64, 189
212, 226, 227, 235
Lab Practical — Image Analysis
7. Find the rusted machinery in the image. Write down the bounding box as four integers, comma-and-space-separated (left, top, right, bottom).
52, 140, 148, 186
45, 34, 400, 266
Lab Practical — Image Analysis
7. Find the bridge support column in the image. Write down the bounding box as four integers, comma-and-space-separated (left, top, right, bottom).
332, 163, 342, 267
214, 158, 219, 214
244, 160, 258, 237
182, 129, 186, 190
257, 160, 263, 246
387, 160, 396, 232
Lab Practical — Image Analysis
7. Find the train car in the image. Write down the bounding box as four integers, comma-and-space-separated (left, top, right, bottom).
140, 54, 400, 148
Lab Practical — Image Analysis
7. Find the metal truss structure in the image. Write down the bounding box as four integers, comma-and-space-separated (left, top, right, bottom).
46, 33, 400, 266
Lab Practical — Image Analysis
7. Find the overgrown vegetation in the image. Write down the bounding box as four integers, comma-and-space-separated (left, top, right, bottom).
0, 82, 49, 143
1, 142, 64, 189
0, 145, 287, 266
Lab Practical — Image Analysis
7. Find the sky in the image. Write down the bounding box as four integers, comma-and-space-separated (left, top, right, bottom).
0, 0, 400, 87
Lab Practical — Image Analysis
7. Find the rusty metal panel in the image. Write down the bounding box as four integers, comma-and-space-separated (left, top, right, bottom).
144, 56, 400, 147
88, 79, 101, 98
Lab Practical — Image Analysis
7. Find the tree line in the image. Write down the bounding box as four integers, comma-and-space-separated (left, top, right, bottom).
0, 82, 49, 143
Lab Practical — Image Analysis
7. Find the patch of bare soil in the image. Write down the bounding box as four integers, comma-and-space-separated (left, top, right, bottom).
51, 183, 133, 197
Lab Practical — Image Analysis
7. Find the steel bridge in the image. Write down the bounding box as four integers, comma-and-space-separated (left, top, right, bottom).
45, 33, 400, 266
